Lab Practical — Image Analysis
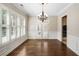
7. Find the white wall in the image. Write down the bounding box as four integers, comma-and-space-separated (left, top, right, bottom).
28, 16, 58, 39
58, 3, 79, 55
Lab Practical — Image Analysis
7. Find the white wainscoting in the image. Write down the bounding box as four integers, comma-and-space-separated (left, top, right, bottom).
47, 31, 57, 39
28, 31, 57, 39
67, 34, 79, 55
57, 32, 62, 41
0, 35, 28, 56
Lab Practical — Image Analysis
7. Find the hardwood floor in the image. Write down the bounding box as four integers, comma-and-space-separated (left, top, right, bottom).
8, 39, 77, 56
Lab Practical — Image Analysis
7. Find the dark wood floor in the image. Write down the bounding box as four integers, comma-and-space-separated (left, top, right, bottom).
8, 39, 77, 56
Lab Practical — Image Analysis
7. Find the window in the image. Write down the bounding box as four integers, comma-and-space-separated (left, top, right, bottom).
0, 5, 26, 46
16, 16, 21, 38
21, 17, 26, 36
0, 9, 2, 45
23, 18, 26, 35
1, 9, 10, 44
10, 13, 17, 40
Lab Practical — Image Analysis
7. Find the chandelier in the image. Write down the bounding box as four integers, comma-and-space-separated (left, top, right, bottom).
38, 3, 48, 22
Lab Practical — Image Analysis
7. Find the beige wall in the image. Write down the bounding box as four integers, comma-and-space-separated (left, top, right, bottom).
28, 16, 58, 39
58, 3, 79, 55
47, 16, 58, 32
67, 4, 79, 36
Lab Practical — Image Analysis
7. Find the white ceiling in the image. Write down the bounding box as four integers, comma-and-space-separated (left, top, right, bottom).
13, 3, 70, 16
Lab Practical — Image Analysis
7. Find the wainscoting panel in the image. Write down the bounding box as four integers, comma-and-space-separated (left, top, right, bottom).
28, 31, 57, 39
67, 35, 79, 55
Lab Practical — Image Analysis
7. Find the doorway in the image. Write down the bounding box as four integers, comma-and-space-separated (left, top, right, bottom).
62, 15, 67, 45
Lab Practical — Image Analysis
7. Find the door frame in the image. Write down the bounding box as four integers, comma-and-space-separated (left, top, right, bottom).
61, 15, 67, 45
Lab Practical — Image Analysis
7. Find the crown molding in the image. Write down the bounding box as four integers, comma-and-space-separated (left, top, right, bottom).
58, 3, 74, 16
